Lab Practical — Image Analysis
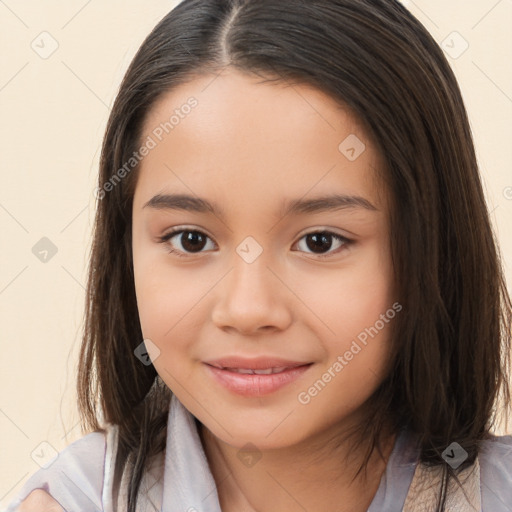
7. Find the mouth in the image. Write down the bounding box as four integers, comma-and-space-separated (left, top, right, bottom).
204, 357, 313, 396
217, 367, 296, 375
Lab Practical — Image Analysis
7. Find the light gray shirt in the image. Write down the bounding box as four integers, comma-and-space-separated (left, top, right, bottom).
5, 395, 512, 511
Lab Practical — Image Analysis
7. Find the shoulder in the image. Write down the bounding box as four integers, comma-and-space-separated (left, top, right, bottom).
479, 433, 512, 468
5, 430, 108, 512
478, 434, 512, 509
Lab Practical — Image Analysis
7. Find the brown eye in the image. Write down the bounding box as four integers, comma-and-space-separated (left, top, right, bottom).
305, 233, 333, 253
178, 231, 207, 252
159, 229, 215, 256
295, 231, 351, 258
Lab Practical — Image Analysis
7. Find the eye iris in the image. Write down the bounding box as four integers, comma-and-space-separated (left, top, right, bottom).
306, 233, 332, 253
181, 231, 206, 252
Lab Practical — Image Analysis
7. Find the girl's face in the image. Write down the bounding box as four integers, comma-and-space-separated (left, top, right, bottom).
132, 68, 395, 450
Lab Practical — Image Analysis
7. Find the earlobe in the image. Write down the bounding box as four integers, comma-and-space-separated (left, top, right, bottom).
16, 489, 65, 512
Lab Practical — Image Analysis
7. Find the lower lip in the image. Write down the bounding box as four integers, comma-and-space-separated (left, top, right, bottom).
204, 363, 312, 396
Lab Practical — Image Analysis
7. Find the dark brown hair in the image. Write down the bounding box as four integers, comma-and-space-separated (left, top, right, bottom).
77, 1, 512, 510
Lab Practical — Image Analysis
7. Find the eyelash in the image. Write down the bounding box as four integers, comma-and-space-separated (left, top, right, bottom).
157, 228, 353, 259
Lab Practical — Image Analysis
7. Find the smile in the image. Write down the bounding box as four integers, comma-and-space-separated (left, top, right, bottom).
223, 367, 290, 375
204, 360, 313, 396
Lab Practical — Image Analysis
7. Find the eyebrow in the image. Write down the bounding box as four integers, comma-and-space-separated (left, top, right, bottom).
142, 193, 378, 219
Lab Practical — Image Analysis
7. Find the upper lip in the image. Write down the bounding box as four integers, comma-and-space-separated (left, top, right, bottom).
204, 356, 312, 370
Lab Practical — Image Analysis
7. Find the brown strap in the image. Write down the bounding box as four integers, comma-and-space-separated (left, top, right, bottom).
402, 457, 481, 511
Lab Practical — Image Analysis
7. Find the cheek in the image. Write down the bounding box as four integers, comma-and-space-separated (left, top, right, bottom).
336, 253, 394, 372
294, 244, 393, 344
132, 236, 195, 335
133, 266, 198, 383
303, 244, 395, 399
132, 253, 217, 377
134, 266, 197, 339
299, 306, 395, 427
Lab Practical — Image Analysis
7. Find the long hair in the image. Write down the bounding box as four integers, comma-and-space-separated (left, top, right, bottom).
77, 1, 512, 510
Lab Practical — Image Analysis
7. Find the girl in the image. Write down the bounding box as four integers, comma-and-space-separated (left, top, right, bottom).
8, 0, 512, 511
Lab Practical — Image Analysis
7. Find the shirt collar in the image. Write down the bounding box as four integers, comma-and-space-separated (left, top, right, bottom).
161, 394, 415, 512
162, 394, 222, 511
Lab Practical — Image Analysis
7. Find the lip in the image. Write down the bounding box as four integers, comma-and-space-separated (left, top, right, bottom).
204, 357, 313, 397
204, 356, 310, 370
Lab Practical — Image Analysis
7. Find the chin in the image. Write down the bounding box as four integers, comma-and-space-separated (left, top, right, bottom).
200, 412, 312, 451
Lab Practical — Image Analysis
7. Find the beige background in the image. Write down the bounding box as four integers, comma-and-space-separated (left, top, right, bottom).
1, 0, 511, 507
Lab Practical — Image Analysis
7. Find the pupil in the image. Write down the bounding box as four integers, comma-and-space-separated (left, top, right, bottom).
182, 231, 205, 252
307, 233, 332, 253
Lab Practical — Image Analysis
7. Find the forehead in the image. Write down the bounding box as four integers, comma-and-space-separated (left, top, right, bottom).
134, 68, 386, 212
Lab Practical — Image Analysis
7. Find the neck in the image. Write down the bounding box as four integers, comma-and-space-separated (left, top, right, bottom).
199, 419, 397, 512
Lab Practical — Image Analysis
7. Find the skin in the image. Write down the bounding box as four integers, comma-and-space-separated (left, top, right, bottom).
19, 69, 396, 512
17, 489, 64, 511
131, 68, 397, 512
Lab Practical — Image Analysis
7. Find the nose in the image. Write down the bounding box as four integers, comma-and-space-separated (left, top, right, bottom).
211, 250, 293, 336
